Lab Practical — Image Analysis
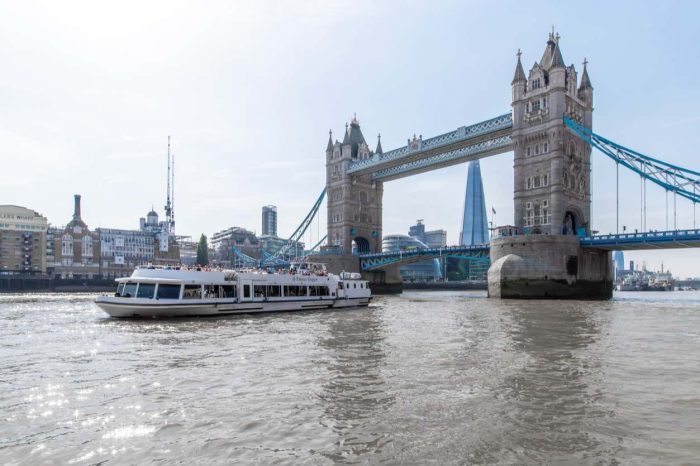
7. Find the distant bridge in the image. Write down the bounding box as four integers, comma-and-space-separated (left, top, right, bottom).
356, 228, 700, 270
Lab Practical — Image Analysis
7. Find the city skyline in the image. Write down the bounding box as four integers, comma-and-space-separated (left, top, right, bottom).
2, 1, 700, 275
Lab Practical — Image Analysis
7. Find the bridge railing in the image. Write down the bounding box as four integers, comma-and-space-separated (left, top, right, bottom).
581, 229, 700, 244
358, 243, 490, 259
347, 113, 513, 173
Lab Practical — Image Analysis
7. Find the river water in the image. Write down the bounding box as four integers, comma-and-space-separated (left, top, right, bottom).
1, 291, 699, 465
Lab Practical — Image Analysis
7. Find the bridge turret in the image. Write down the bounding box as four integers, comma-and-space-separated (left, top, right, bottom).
512, 31, 592, 236
326, 116, 383, 255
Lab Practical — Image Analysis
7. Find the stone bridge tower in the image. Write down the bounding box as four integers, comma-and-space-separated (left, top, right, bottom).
489, 31, 611, 300
511, 31, 594, 236
325, 116, 384, 254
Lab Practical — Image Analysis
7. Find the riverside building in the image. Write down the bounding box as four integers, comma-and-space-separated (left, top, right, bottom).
0, 205, 48, 274
48, 195, 180, 279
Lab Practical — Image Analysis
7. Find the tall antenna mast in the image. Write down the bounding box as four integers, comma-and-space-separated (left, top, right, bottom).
165, 136, 173, 229
171, 151, 175, 232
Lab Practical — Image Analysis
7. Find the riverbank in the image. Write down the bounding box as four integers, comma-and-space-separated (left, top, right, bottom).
0, 276, 114, 293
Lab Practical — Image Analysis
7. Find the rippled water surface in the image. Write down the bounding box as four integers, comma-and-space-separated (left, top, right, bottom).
1, 291, 699, 464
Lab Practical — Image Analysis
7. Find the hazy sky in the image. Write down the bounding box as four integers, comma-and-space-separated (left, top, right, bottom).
2, 0, 700, 276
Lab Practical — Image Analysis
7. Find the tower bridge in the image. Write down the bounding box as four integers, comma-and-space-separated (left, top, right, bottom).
301, 31, 700, 299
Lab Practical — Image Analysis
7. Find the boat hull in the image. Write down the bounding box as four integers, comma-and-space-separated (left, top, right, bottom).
95, 297, 370, 318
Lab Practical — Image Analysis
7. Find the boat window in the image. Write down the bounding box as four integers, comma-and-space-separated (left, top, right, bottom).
116, 283, 125, 296
204, 284, 218, 299
122, 282, 137, 298
254, 285, 266, 297
266, 285, 281, 298
183, 284, 202, 299
320, 286, 329, 296
284, 285, 307, 297
221, 285, 237, 298
156, 284, 181, 300
354, 283, 357, 288
136, 283, 155, 299
338, 282, 344, 289
244, 285, 250, 298
309, 286, 317, 296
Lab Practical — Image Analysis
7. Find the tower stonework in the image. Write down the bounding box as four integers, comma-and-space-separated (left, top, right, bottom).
325, 117, 383, 254
488, 32, 612, 299
511, 32, 593, 235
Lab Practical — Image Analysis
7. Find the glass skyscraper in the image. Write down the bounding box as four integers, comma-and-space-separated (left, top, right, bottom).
460, 160, 489, 245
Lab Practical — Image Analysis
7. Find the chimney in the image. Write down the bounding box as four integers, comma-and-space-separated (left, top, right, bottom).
73, 194, 81, 221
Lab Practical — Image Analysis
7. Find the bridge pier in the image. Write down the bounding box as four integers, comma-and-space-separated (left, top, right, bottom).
487, 235, 612, 299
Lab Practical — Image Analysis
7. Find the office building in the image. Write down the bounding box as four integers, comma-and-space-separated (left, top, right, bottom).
262, 205, 277, 237
382, 234, 442, 281
0, 205, 48, 274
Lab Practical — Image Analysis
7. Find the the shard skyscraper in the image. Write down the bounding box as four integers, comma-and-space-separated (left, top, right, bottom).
460, 160, 489, 245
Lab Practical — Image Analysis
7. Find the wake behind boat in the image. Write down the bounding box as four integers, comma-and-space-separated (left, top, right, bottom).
95, 263, 371, 318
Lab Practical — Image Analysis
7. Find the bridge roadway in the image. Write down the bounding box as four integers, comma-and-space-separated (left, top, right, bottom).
357, 229, 700, 270
346, 113, 513, 182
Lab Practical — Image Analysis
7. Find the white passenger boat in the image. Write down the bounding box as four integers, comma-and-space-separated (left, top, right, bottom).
95, 263, 371, 318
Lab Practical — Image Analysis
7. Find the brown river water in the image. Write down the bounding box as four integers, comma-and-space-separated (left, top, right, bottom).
1, 291, 699, 465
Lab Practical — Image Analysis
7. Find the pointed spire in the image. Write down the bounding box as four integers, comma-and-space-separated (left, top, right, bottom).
550, 40, 565, 68
342, 122, 349, 144
375, 133, 383, 154
326, 129, 334, 151
540, 29, 564, 70
512, 49, 526, 84
579, 58, 593, 90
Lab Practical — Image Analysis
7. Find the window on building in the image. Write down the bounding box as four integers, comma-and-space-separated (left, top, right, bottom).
543, 174, 549, 186
535, 144, 540, 155
534, 175, 541, 188
544, 142, 548, 153
82, 235, 93, 257
532, 100, 541, 112
61, 234, 73, 256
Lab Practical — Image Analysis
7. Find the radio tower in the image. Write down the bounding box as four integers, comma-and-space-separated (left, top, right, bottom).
171, 151, 175, 232
165, 136, 174, 232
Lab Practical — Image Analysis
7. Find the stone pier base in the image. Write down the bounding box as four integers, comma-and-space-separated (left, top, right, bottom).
487, 234, 612, 300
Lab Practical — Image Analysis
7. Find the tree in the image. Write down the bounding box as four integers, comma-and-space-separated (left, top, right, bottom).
196, 234, 209, 266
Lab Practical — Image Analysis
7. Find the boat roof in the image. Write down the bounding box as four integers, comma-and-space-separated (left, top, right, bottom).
116, 266, 366, 284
